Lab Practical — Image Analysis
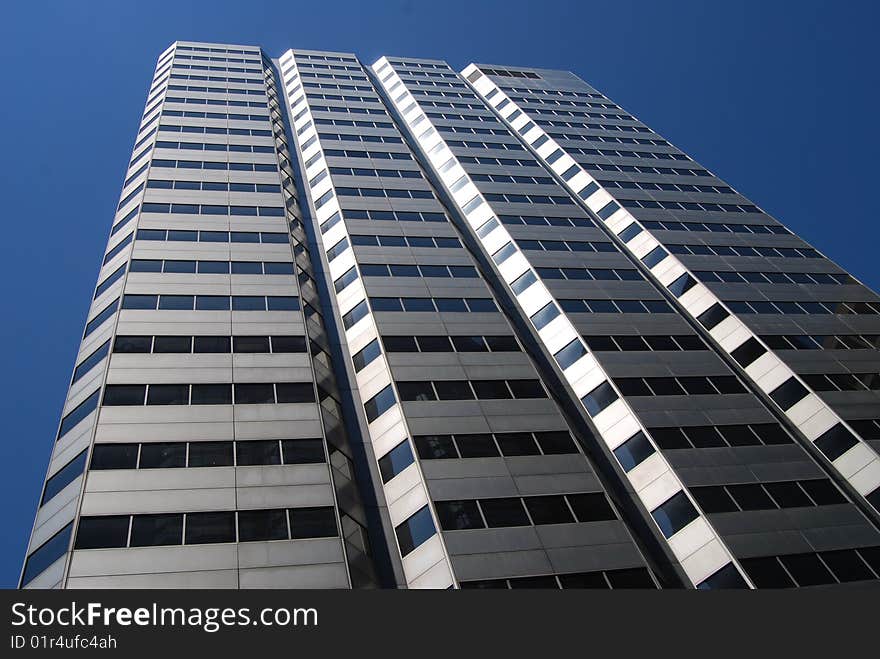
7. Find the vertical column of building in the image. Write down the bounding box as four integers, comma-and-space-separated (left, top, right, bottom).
280, 49, 667, 589
19, 42, 176, 589
448, 64, 880, 588
23, 41, 374, 589
373, 55, 880, 589
260, 50, 382, 587
463, 66, 880, 521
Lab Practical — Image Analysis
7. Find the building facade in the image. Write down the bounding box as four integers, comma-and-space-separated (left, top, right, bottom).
20, 41, 880, 589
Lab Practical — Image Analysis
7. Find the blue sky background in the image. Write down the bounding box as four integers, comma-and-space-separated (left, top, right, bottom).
0, 0, 876, 587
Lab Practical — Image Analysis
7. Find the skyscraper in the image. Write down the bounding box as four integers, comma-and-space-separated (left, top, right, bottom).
20, 41, 880, 590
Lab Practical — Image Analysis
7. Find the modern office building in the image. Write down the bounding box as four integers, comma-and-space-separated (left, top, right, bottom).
20, 41, 880, 590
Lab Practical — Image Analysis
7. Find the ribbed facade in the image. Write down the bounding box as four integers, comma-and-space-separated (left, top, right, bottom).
20, 41, 880, 590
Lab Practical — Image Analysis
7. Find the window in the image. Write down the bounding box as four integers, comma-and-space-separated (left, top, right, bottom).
731, 338, 766, 367
153, 336, 191, 353
524, 496, 574, 525
495, 432, 540, 456
139, 443, 186, 468
814, 424, 859, 461
471, 380, 511, 399
434, 380, 475, 400
697, 303, 729, 330
282, 439, 325, 464
456, 433, 499, 458
90, 444, 138, 470
238, 509, 287, 542
188, 442, 234, 467
342, 300, 368, 329
193, 336, 231, 353
41, 450, 88, 504
651, 491, 699, 538
481, 498, 530, 527
414, 435, 458, 460
72, 341, 110, 383
237, 440, 281, 466
436, 500, 484, 530
75, 516, 130, 549
555, 340, 587, 370
696, 563, 749, 589
769, 377, 809, 410
364, 384, 395, 423
103, 384, 146, 406
508, 380, 546, 398
378, 441, 415, 483
581, 381, 618, 417
146, 384, 189, 405
21, 523, 73, 586
352, 339, 381, 372
567, 493, 616, 522
185, 512, 236, 544
531, 302, 560, 330
398, 381, 437, 401
130, 514, 183, 546
613, 431, 654, 472
276, 382, 316, 403
511, 270, 537, 294
534, 431, 577, 454
191, 384, 232, 405
395, 505, 435, 555
271, 336, 306, 353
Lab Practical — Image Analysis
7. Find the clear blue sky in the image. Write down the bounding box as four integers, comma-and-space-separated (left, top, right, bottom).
0, 0, 876, 587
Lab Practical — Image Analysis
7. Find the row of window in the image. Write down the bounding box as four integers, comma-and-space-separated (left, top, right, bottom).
130, 259, 294, 275
436, 492, 617, 531
151, 158, 278, 171
556, 298, 674, 314
146, 179, 281, 194
460, 566, 656, 589
639, 218, 790, 235
314, 117, 392, 129
359, 263, 479, 279
113, 334, 306, 354
648, 422, 792, 449
174, 53, 260, 65
498, 213, 594, 228
74, 507, 338, 550
561, 145, 689, 162
535, 266, 643, 282
506, 88, 603, 100
382, 334, 520, 354
458, 155, 539, 168
310, 104, 387, 116
742, 547, 880, 588
315, 131, 403, 145
444, 138, 525, 153
668, 242, 820, 259
90, 438, 324, 470
438, 125, 510, 137
801, 372, 880, 393
396, 378, 547, 402
176, 45, 260, 56
529, 108, 636, 122
692, 478, 846, 514
167, 84, 265, 96
725, 298, 880, 316
162, 109, 269, 122
302, 81, 371, 93
325, 165, 424, 183
333, 186, 435, 200
135, 228, 288, 243
695, 270, 855, 286
414, 430, 578, 460
366, 296, 498, 314
169, 73, 262, 84
583, 334, 707, 352
155, 140, 275, 153
302, 91, 375, 104
165, 96, 265, 108
341, 208, 447, 223
514, 238, 617, 253
321, 147, 412, 161
536, 120, 652, 136
121, 294, 300, 311
172, 63, 260, 75
102, 381, 315, 406
554, 133, 672, 150
762, 334, 880, 351
614, 375, 747, 397
141, 202, 284, 216
598, 178, 735, 195
349, 234, 461, 249
619, 197, 761, 214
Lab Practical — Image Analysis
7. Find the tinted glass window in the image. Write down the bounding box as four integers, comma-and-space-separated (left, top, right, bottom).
455, 434, 499, 458
114, 335, 152, 353
129, 514, 183, 547
153, 336, 192, 353
235, 383, 275, 404
281, 439, 325, 464
290, 507, 338, 539
567, 493, 616, 522
103, 384, 146, 406
75, 516, 130, 549
414, 435, 458, 459
271, 336, 307, 353
146, 384, 189, 405
185, 512, 236, 544
480, 498, 530, 527
651, 491, 699, 538
436, 500, 484, 530
378, 441, 415, 483
524, 496, 575, 524
188, 441, 234, 467
193, 336, 231, 353
238, 509, 288, 542
139, 443, 186, 468
495, 432, 540, 456
191, 384, 232, 405
236, 440, 280, 466
90, 444, 138, 470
